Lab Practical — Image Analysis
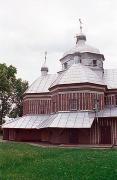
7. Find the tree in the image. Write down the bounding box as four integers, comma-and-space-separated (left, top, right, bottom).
9, 79, 28, 118
0, 63, 17, 124
0, 63, 28, 125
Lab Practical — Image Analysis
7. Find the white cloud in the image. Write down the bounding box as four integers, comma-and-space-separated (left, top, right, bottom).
0, 0, 117, 83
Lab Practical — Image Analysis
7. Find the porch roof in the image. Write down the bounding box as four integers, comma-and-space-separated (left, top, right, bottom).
3, 107, 117, 129
98, 107, 117, 117
2, 112, 94, 129
37, 112, 94, 129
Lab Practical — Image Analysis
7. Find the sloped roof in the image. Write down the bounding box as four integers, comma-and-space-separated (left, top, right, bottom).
24, 66, 117, 94
104, 69, 117, 89
37, 112, 94, 129
63, 43, 100, 58
50, 64, 104, 88
3, 107, 117, 129
2, 115, 49, 129
25, 74, 57, 94
97, 107, 117, 117
2, 112, 94, 129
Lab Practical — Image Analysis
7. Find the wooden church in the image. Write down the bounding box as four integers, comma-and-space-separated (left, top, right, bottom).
2, 23, 117, 146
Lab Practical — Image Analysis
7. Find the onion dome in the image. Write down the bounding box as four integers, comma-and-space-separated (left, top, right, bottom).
41, 65, 48, 76
63, 32, 100, 58
76, 32, 86, 44
62, 20, 100, 58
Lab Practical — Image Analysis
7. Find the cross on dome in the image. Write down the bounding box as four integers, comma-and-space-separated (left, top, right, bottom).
41, 51, 49, 76
44, 51, 47, 65
76, 18, 86, 44
79, 18, 83, 33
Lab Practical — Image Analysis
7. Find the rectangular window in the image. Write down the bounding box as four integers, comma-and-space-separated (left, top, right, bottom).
69, 99, 77, 110
93, 60, 97, 66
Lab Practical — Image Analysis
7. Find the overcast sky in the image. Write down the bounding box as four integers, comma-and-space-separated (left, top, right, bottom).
0, 0, 117, 84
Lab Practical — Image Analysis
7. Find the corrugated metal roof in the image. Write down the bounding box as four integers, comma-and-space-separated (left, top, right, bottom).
51, 64, 104, 88
25, 74, 57, 94
37, 112, 94, 129
98, 107, 117, 117
2, 112, 94, 129
2, 115, 49, 129
3, 108, 117, 129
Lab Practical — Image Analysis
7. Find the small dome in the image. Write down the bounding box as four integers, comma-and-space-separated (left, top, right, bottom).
41, 66, 48, 72
41, 64, 49, 76
50, 64, 104, 88
41, 52, 49, 76
76, 32, 86, 43
63, 33, 100, 58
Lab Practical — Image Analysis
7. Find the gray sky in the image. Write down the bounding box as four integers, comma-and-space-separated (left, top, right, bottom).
0, 0, 117, 84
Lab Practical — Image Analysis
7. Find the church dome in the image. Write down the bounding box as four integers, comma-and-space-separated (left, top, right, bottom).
63, 32, 100, 58
50, 63, 104, 88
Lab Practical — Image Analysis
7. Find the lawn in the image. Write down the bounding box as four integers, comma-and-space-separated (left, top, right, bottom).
0, 142, 117, 180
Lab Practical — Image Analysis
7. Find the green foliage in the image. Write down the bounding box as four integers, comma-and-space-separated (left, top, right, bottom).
0, 64, 16, 93
0, 64, 17, 124
0, 142, 117, 180
0, 63, 28, 124
9, 78, 28, 118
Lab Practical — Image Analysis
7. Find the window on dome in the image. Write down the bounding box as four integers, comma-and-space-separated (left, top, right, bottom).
69, 99, 77, 111
93, 60, 97, 66
64, 62, 68, 69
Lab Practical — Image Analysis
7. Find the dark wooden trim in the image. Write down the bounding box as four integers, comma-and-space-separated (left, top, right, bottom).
23, 92, 50, 97
49, 83, 106, 92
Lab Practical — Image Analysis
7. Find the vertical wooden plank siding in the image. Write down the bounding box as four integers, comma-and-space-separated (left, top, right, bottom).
90, 118, 117, 145
23, 99, 52, 115
23, 92, 105, 115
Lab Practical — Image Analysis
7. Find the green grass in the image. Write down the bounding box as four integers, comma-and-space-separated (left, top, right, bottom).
0, 142, 117, 180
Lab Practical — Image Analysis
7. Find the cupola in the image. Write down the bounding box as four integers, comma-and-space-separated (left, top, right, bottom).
41, 52, 49, 76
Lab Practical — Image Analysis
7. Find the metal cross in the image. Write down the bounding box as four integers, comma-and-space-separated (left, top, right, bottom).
79, 18, 83, 33
44, 51, 47, 64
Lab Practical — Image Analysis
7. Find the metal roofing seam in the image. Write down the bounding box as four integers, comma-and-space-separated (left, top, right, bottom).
3, 108, 117, 129
57, 113, 64, 128
73, 112, 79, 128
